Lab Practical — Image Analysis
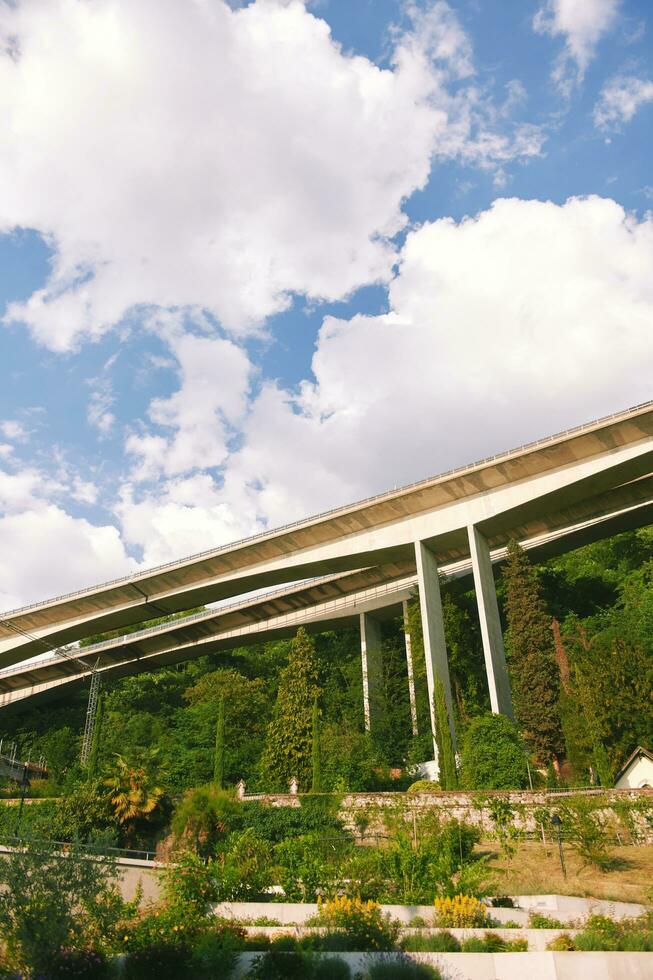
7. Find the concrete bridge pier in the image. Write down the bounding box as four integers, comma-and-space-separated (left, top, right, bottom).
414, 540, 457, 758
359, 612, 383, 731
402, 600, 419, 737
467, 525, 514, 717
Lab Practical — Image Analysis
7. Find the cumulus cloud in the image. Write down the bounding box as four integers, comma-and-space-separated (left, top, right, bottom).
126, 325, 251, 479
116, 195, 653, 557
534, 0, 620, 93
593, 73, 653, 130
1, 0, 544, 351
0, 504, 137, 611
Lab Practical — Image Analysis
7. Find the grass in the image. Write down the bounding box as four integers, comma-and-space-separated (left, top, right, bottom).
482, 840, 653, 905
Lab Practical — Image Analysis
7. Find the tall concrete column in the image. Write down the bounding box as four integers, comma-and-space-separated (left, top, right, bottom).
467, 524, 514, 718
359, 612, 383, 731
414, 541, 456, 755
402, 600, 419, 737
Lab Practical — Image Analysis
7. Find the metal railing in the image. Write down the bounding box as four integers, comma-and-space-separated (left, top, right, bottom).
2, 399, 651, 619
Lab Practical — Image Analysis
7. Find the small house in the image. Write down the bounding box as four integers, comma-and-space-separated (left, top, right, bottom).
614, 746, 653, 789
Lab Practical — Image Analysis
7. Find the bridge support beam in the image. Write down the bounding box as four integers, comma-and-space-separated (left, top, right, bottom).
467, 525, 514, 717
402, 600, 419, 737
414, 540, 456, 757
359, 612, 383, 731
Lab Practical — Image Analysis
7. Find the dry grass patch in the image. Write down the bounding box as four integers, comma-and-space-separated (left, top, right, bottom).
481, 839, 653, 904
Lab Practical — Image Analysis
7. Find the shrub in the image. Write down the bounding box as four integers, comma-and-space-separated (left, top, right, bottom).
402, 931, 460, 952
570, 913, 653, 952
190, 926, 243, 978
490, 896, 515, 908
309, 896, 399, 951
406, 781, 438, 794
313, 957, 352, 980
171, 785, 240, 857
529, 913, 565, 929
43, 947, 110, 979
122, 940, 193, 980
248, 948, 314, 979
546, 934, 575, 951
460, 714, 528, 790
364, 956, 442, 979
433, 894, 487, 928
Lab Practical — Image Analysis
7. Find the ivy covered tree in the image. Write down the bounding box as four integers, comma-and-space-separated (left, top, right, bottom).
214, 697, 225, 789
311, 698, 323, 792
460, 713, 529, 789
503, 540, 565, 764
260, 628, 322, 791
433, 675, 457, 789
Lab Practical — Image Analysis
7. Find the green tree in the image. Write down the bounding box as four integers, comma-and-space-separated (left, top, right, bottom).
311, 698, 323, 792
503, 540, 564, 763
214, 697, 225, 789
171, 784, 240, 858
0, 837, 117, 974
260, 628, 322, 790
103, 754, 164, 840
433, 676, 457, 790
460, 713, 529, 790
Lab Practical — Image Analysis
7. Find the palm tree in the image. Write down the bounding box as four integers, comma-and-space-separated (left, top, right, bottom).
104, 754, 163, 837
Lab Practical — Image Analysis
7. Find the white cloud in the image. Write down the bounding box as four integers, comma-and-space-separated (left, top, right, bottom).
534, 0, 620, 93
0, 504, 137, 611
593, 73, 653, 130
126, 327, 251, 479
2, 0, 544, 351
0, 420, 28, 441
218, 195, 653, 527
116, 473, 261, 568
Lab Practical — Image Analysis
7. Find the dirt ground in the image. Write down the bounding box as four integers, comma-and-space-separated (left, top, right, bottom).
482, 839, 653, 905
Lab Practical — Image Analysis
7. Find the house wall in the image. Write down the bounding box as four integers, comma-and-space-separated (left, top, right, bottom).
616, 755, 653, 789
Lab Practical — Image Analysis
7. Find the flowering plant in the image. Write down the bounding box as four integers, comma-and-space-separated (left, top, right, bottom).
309, 896, 399, 950
434, 894, 487, 928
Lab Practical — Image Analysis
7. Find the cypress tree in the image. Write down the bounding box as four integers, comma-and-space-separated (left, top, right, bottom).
260, 627, 322, 791
433, 675, 457, 789
311, 698, 323, 792
214, 696, 225, 789
86, 693, 104, 783
503, 539, 564, 763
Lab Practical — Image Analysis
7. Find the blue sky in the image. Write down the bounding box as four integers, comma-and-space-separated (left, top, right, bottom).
0, 0, 652, 608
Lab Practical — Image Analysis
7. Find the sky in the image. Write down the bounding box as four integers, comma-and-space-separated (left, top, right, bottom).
0, 0, 652, 611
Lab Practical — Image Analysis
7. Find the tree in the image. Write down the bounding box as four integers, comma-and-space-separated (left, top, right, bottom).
503, 539, 565, 763
260, 628, 322, 791
460, 713, 529, 790
0, 837, 117, 974
214, 697, 225, 789
433, 676, 457, 789
103, 754, 164, 840
311, 698, 323, 792
171, 784, 240, 858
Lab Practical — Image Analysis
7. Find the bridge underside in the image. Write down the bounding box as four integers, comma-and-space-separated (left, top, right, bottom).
1, 401, 652, 760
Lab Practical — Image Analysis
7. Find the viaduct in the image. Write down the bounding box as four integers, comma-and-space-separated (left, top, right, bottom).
0, 401, 652, 760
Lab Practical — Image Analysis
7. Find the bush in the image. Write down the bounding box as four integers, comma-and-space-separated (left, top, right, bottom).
529, 913, 565, 929
433, 894, 487, 928
364, 956, 442, 980
571, 913, 653, 952
406, 781, 438, 794
171, 785, 240, 857
313, 957, 352, 979
248, 948, 314, 979
190, 926, 243, 978
308, 897, 399, 951
43, 948, 110, 979
402, 931, 460, 952
546, 933, 575, 951
122, 940, 193, 980
460, 714, 528, 790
